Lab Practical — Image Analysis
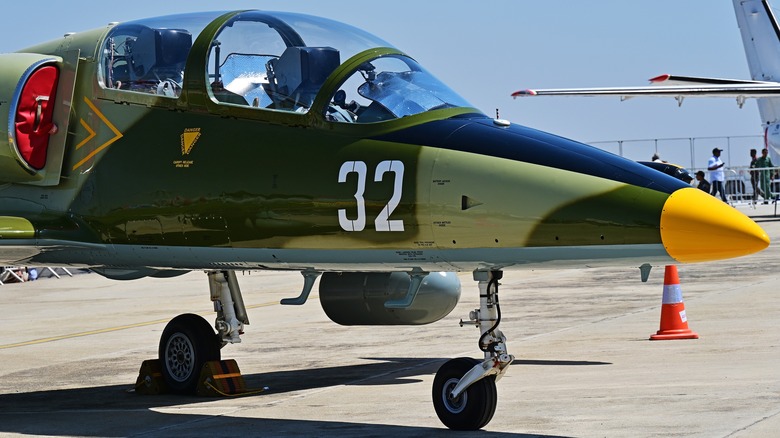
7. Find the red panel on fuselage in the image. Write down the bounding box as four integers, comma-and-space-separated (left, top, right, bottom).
14, 65, 59, 170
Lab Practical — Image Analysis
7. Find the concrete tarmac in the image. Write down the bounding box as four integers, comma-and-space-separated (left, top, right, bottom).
0, 203, 778, 437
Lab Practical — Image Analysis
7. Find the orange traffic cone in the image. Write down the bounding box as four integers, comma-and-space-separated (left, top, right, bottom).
649, 265, 699, 340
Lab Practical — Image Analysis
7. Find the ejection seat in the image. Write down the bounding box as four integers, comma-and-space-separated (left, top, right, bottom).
110, 26, 192, 96
264, 46, 340, 111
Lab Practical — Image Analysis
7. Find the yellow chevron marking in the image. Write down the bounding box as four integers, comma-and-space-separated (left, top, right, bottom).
72, 97, 124, 170
75, 118, 96, 150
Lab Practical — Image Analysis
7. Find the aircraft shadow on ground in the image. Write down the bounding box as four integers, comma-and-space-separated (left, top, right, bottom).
0, 356, 592, 437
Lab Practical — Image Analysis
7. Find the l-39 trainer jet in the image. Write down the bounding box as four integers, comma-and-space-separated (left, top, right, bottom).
0, 10, 770, 430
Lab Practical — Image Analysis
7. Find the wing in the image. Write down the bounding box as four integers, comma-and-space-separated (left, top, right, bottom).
0, 216, 109, 265
511, 74, 780, 106
0, 216, 41, 263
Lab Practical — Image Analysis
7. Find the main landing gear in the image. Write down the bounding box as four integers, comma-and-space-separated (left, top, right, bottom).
432, 270, 514, 430
154, 269, 511, 430
158, 270, 249, 393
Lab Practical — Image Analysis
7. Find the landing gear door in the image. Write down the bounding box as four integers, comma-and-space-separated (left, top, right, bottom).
39, 49, 79, 186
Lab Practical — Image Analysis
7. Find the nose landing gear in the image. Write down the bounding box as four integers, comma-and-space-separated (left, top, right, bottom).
432, 270, 513, 430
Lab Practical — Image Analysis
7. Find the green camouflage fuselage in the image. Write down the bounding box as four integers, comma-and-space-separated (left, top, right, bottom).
0, 12, 698, 273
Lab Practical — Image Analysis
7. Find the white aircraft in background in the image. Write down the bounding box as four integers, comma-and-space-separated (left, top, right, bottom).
512, 0, 780, 157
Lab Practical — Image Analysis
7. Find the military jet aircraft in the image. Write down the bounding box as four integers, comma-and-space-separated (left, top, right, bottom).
0, 10, 770, 430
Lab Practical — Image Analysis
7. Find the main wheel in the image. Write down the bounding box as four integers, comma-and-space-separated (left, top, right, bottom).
432, 357, 497, 430
159, 313, 221, 394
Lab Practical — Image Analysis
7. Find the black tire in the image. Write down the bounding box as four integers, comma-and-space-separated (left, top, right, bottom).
159, 313, 221, 394
432, 357, 497, 430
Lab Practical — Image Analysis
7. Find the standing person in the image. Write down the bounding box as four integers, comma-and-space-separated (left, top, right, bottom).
708, 147, 727, 202
695, 170, 711, 193
749, 148, 763, 201
755, 148, 775, 203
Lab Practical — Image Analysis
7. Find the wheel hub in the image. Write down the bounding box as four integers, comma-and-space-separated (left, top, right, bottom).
442, 378, 467, 413
165, 332, 195, 382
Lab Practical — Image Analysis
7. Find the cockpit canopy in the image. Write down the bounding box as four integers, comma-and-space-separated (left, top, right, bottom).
99, 11, 475, 122
100, 12, 215, 96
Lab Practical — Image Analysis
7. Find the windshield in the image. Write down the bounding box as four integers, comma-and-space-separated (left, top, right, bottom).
326, 55, 472, 123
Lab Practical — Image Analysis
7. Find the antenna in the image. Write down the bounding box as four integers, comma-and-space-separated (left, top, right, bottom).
493, 108, 510, 127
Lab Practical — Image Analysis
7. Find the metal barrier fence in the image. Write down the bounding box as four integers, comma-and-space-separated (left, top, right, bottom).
589, 135, 765, 170
589, 135, 779, 205
715, 166, 780, 205
0, 266, 73, 285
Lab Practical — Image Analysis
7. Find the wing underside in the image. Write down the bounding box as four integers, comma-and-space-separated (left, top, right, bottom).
512, 74, 780, 104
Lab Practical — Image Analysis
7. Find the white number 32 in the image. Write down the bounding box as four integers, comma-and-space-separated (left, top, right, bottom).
338, 160, 405, 232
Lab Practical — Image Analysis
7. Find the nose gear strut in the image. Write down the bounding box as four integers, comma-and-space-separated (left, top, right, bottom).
432, 270, 514, 430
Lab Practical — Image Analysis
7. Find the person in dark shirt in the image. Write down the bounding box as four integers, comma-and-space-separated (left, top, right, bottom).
695, 170, 711, 194
755, 148, 775, 203
749, 148, 763, 200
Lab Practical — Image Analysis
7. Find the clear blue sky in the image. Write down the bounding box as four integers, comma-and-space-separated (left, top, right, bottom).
0, 1, 762, 168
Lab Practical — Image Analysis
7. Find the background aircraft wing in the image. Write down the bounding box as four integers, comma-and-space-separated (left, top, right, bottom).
645, 74, 774, 86
511, 74, 780, 104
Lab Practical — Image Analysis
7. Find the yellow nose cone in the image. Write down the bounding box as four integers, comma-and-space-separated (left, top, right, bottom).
660, 187, 770, 263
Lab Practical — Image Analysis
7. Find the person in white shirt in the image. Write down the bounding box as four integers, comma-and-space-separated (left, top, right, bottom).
708, 147, 727, 202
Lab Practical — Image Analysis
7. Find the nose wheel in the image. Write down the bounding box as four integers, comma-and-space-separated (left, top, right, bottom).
159, 313, 221, 393
432, 270, 513, 430
432, 357, 497, 430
